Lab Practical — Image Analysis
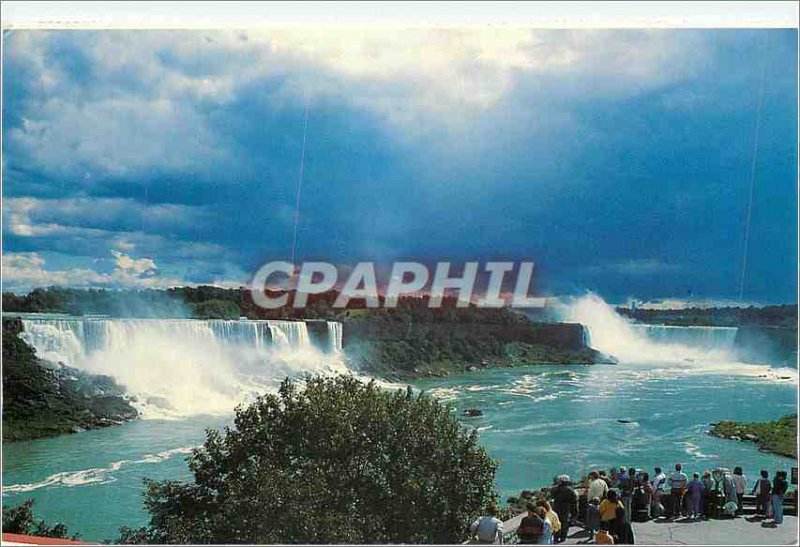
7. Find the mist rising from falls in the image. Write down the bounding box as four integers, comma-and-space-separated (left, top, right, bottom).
20, 318, 348, 418
557, 294, 738, 363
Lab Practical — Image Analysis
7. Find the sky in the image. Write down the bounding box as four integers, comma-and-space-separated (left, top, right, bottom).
2, 29, 797, 304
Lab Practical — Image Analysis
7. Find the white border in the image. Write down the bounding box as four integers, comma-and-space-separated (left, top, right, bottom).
2, 1, 798, 29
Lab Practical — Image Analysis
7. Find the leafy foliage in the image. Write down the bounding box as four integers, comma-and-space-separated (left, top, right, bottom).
2, 318, 137, 441
3, 286, 533, 324
710, 414, 797, 459
191, 299, 241, 319
618, 304, 797, 328
2, 499, 79, 540
118, 375, 497, 544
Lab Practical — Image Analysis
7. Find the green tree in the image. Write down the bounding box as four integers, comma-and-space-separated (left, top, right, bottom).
192, 299, 241, 319
2, 499, 79, 540
120, 375, 497, 544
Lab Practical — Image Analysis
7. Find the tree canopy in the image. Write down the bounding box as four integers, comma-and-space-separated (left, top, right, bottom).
120, 375, 497, 544
2, 499, 78, 540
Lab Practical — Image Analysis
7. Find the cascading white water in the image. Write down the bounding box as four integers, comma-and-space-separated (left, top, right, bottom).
631, 324, 738, 352
265, 320, 311, 349
20, 317, 347, 418
557, 294, 738, 363
326, 321, 343, 353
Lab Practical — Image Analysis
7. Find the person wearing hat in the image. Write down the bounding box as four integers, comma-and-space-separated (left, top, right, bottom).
551, 475, 578, 543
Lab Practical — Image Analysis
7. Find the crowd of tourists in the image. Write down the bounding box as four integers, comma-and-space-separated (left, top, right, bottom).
582, 464, 791, 533
468, 464, 791, 545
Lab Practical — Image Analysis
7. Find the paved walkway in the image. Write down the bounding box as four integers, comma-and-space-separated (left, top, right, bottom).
561, 516, 799, 545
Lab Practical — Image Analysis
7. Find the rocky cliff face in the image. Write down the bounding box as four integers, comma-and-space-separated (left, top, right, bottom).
342, 320, 608, 379
2, 318, 138, 441
343, 321, 588, 350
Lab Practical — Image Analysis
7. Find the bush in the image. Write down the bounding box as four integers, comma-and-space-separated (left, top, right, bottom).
2, 499, 78, 540
120, 375, 497, 544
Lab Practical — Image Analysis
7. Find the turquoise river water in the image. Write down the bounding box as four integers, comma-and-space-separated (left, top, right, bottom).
3, 301, 797, 541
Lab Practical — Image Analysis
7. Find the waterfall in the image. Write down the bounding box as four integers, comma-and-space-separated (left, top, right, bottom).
558, 294, 739, 363
631, 324, 738, 353
266, 320, 311, 349
18, 317, 346, 417
327, 321, 343, 353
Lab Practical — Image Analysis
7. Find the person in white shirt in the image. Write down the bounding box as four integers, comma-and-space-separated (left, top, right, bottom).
652, 467, 667, 516
732, 466, 748, 515
586, 471, 609, 533
588, 471, 609, 501
668, 463, 688, 518
470, 504, 504, 544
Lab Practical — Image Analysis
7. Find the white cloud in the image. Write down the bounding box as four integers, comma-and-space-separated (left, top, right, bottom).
3, 196, 208, 238
111, 249, 157, 276
3, 252, 109, 289
5, 29, 708, 178
2, 251, 188, 291
10, 97, 225, 177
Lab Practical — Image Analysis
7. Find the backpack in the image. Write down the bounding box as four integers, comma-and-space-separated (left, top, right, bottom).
596, 530, 615, 545
723, 501, 738, 517
517, 516, 543, 542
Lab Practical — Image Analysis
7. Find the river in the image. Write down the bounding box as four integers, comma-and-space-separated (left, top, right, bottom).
2, 299, 796, 541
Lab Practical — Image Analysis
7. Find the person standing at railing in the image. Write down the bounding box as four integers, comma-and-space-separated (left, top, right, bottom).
751, 469, 772, 518
634, 472, 653, 521
732, 467, 748, 516
686, 472, 705, 519
700, 470, 716, 518
668, 463, 688, 518
551, 475, 578, 543
587, 471, 610, 533
588, 471, 609, 501
652, 467, 667, 517
536, 499, 560, 543
470, 503, 504, 544
517, 502, 544, 544
535, 506, 553, 545
771, 470, 789, 525
600, 489, 624, 533
721, 470, 738, 516
619, 467, 636, 523
585, 497, 602, 542
607, 468, 618, 489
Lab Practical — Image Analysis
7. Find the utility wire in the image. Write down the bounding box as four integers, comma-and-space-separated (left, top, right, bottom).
738, 40, 767, 302
289, 96, 310, 270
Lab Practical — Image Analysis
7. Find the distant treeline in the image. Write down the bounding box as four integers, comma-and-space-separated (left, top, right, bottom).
618, 304, 797, 329
1, 286, 526, 324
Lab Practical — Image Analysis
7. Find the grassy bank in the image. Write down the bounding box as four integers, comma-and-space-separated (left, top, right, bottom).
709, 414, 797, 459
